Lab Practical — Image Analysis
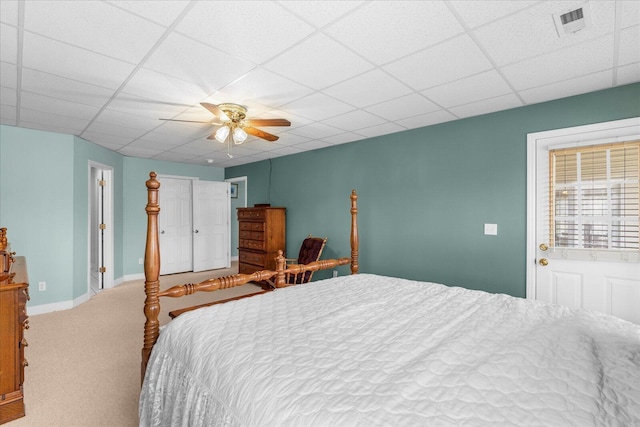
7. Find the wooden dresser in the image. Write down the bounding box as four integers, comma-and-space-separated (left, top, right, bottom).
0, 229, 29, 425
237, 207, 286, 279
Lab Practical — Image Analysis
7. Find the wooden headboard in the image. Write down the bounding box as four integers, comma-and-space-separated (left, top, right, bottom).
141, 171, 359, 381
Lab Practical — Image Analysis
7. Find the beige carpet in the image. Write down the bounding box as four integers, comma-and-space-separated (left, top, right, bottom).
8, 262, 263, 427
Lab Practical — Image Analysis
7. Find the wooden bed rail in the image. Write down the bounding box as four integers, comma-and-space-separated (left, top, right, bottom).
141, 172, 359, 382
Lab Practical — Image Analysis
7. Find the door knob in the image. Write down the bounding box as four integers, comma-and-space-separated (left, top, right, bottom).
539, 243, 548, 251
194, 229, 199, 233
161, 230, 165, 234
539, 258, 548, 266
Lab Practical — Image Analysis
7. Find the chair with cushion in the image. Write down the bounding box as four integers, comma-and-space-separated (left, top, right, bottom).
285, 235, 327, 284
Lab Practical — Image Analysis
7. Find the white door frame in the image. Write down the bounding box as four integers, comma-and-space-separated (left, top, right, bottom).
87, 161, 114, 291
526, 117, 640, 300
225, 176, 248, 208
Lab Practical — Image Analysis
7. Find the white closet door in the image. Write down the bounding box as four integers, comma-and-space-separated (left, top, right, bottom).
159, 178, 193, 275
193, 180, 230, 272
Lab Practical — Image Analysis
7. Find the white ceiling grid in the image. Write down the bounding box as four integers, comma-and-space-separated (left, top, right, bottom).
0, 0, 638, 167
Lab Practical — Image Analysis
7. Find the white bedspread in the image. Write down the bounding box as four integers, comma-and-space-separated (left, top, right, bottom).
140, 274, 640, 427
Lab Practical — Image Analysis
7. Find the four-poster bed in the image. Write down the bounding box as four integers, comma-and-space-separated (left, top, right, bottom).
139, 172, 639, 427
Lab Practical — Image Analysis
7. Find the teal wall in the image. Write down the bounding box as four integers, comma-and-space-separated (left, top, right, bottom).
0, 125, 224, 308
0, 126, 76, 305
226, 83, 640, 297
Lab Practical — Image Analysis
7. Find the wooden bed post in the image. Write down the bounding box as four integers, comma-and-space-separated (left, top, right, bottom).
275, 250, 286, 288
141, 172, 161, 384
350, 190, 359, 275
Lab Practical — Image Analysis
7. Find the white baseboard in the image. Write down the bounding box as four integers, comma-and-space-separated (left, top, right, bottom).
121, 273, 145, 282
28, 291, 91, 316
27, 275, 132, 316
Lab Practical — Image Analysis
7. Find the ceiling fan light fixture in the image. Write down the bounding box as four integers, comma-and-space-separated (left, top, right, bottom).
214, 125, 230, 143
233, 127, 248, 144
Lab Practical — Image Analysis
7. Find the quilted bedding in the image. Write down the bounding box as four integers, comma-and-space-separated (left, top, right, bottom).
139, 274, 640, 427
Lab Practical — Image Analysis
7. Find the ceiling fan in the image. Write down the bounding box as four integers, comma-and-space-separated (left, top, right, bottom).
160, 102, 291, 145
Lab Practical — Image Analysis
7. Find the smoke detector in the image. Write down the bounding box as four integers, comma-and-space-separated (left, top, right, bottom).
553, 3, 591, 36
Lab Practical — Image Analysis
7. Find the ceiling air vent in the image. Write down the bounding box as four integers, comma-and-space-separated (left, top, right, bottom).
553, 3, 591, 36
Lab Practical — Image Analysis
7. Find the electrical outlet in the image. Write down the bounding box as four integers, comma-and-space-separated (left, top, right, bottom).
333, 270, 338, 278
139, 258, 143, 265
484, 223, 498, 235
38, 281, 46, 291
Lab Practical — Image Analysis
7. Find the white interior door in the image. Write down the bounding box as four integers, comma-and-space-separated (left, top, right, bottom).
527, 118, 640, 324
159, 177, 193, 275
192, 180, 230, 272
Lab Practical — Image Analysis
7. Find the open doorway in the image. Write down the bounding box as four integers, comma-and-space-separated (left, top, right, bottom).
225, 176, 247, 262
88, 162, 114, 295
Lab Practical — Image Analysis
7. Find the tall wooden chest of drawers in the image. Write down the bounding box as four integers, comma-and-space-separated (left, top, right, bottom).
0, 230, 29, 424
237, 207, 286, 277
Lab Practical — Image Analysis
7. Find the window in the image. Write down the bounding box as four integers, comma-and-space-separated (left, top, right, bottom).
549, 141, 639, 251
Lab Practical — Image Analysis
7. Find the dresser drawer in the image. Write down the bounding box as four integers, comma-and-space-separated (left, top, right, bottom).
239, 239, 265, 251
238, 209, 265, 220
238, 262, 260, 275
239, 221, 265, 231
239, 230, 264, 241
239, 251, 266, 267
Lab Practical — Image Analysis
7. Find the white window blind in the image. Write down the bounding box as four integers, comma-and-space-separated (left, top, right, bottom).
549, 140, 639, 251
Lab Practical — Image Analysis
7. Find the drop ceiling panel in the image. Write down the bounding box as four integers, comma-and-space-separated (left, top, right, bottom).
214, 69, 312, 109
22, 32, 136, 90
0, 104, 17, 125
323, 109, 384, 131
324, 69, 414, 108
20, 92, 100, 120
0, 1, 19, 26
617, 63, 640, 85
474, 1, 616, 67
283, 92, 355, 121
519, 70, 613, 104
20, 108, 89, 133
422, 70, 513, 108
501, 35, 615, 90
620, 1, 640, 28
325, 1, 464, 65
619, 25, 640, 66
395, 110, 458, 129
448, 93, 523, 118
104, 0, 191, 27
21, 69, 116, 108
263, 33, 374, 90
143, 32, 255, 91
449, 0, 539, 29
175, 1, 315, 64
119, 67, 209, 105
383, 35, 493, 91
1, 87, 17, 107
84, 121, 149, 140
364, 93, 441, 121
355, 122, 406, 138
106, 93, 191, 120
288, 122, 345, 139
0, 62, 17, 89
23, 0, 166, 64
322, 132, 365, 145
278, 1, 365, 28
0, 23, 18, 64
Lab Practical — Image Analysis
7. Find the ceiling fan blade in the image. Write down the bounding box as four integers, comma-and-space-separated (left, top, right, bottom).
159, 118, 218, 124
206, 132, 217, 141
244, 126, 279, 142
244, 118, 291, 127
200, 102, 230, 121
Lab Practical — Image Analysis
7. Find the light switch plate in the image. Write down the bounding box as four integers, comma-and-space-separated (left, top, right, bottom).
484, 223, 498, 235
